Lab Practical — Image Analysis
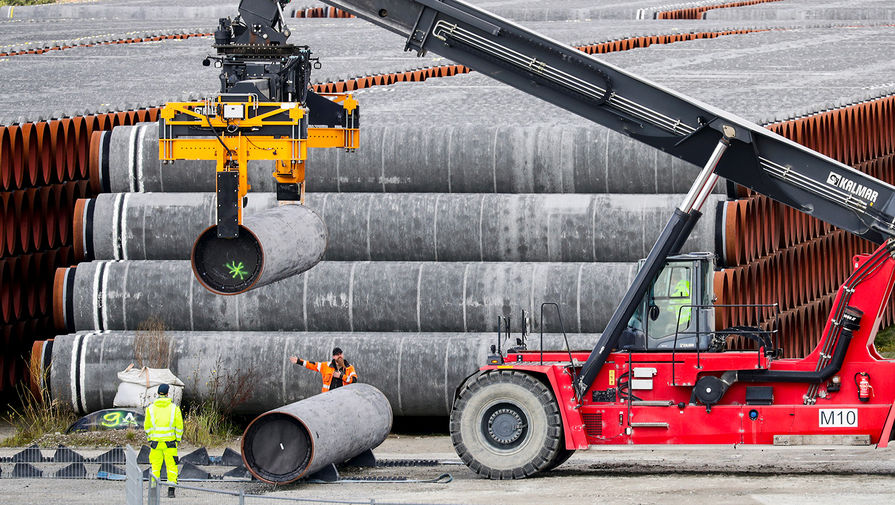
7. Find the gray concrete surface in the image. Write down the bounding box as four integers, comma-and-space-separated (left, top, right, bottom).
94, 122, 714, 194
78, 192, 723, 262
60, 260, 637, 333
344, 25, 895, 129
704, 0, 895, 21
45, 330, 598, 415
1, 439, 894, 504
3, 13, 894, 124
0, 0, 240, 20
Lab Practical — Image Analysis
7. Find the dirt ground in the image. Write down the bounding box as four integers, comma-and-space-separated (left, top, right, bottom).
2, 434, 895, 505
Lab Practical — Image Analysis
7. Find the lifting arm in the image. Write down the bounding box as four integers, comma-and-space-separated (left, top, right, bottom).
324, 0, 895, 395
158, 0, 359, 239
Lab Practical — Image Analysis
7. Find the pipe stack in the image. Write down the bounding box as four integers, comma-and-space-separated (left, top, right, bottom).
290, 5, 355, 18
0, 109, 160, 393
649, 0, 783, 20
13, 2, 895, 403
716, 95, 895, 356
40, 331, 598, 416
72, 192, 721, 263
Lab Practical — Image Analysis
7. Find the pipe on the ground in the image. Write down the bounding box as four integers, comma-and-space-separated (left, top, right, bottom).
242, 383, 392, 483
40, 331, 598, 415
54, 260, 637, 333
90, 123, 716, 194
191, 204, 327, 295
74, 192, 723, 263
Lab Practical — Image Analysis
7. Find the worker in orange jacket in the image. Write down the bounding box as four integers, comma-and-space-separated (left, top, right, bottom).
290, 347, 358, 393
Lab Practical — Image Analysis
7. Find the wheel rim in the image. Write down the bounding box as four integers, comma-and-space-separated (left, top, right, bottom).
479, 401, 529, 451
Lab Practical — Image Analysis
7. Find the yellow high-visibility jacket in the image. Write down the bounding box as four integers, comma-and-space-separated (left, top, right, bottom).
667, 279, 692, 327
144, 397, 184, 442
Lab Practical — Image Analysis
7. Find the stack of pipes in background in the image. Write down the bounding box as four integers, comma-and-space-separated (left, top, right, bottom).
7, 2, 895, 410
0, 109, 160, 394
719, 97, 895, 356
43, 90, 895, 415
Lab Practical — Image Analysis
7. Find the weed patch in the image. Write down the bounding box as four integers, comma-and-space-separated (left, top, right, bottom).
1, 357, 76, 447
876, 325, 895, 359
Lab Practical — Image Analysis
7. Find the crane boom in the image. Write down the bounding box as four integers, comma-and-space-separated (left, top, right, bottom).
322, 0, 895, 394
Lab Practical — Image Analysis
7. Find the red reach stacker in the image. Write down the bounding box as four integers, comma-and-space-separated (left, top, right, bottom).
315, 0, 895, 478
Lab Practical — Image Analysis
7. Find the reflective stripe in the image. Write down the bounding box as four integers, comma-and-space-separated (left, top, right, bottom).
146, 402, 179, 441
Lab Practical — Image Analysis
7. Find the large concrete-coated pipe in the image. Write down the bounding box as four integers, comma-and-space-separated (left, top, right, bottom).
42, 331, 598, 416
88, 125, 275, 194
91, 124, 719, 194
75, 192, 724, 263
242, 384, 392, 483
191, 204, 327, 295
54, 260, 637, 334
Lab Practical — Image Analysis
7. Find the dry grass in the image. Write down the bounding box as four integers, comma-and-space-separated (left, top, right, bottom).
134, 316, 171, 369
182, 359, 257, 446
0, 1, 56, 6
876, 325, 895, 359
1, 357, 76, 447
32, 428, 146, 448
182, 402, 239, 447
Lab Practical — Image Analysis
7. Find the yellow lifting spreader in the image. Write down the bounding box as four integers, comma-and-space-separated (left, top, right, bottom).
158, 92, 358, 238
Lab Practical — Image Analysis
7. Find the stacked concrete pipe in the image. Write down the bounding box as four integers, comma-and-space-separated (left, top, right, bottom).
39, 331, 598, 416
73, 192, 723, 263
88, 123, 717, 195
54, 260, 637, 334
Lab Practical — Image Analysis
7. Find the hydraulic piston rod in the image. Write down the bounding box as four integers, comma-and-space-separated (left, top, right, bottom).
575, 136, 731, 396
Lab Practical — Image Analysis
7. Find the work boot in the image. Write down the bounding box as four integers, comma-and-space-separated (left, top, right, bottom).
167, 487, 176, 498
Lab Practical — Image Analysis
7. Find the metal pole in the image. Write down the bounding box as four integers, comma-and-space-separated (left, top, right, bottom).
125, 445, 143, 505
678, 138, 730, 213
147, 475, 160, 505
576, 136, 731, 396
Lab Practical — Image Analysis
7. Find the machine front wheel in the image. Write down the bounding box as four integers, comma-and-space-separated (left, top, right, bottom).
449, 370, 564, 479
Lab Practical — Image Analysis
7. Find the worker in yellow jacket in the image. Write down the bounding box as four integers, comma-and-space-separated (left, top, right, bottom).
290, 347, 358, 393
144, 383, 184, 498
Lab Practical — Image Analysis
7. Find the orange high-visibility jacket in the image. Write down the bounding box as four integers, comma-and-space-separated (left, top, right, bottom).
303, 359, 358, 392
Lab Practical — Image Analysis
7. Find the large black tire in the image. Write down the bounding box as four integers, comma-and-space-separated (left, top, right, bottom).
449, 370, 564, 479
542, 448, 575, 472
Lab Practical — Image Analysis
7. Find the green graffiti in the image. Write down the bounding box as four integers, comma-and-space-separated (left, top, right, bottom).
226, 261, 249, 280
101, 411, 121, 428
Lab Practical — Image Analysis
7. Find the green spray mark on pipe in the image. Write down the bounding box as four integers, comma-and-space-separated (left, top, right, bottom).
226, 261, 249, 280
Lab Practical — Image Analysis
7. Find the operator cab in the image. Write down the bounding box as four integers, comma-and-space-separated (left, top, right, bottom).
620, 252, 716, 351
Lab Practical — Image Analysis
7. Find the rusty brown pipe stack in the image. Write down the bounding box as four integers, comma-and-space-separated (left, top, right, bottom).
0, 109, 160, 192
1, 249, 72, 326
0, 33, 213, 58
0, 109, 160, 393
0, 181, 88, 257
655, 0, 783, 19
291, 5, 354, 18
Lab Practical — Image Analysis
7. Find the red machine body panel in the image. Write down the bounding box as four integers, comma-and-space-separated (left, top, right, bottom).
491, 247, 895, 449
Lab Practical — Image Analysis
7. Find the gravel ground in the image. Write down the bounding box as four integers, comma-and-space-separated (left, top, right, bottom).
1, 435, 894, 505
